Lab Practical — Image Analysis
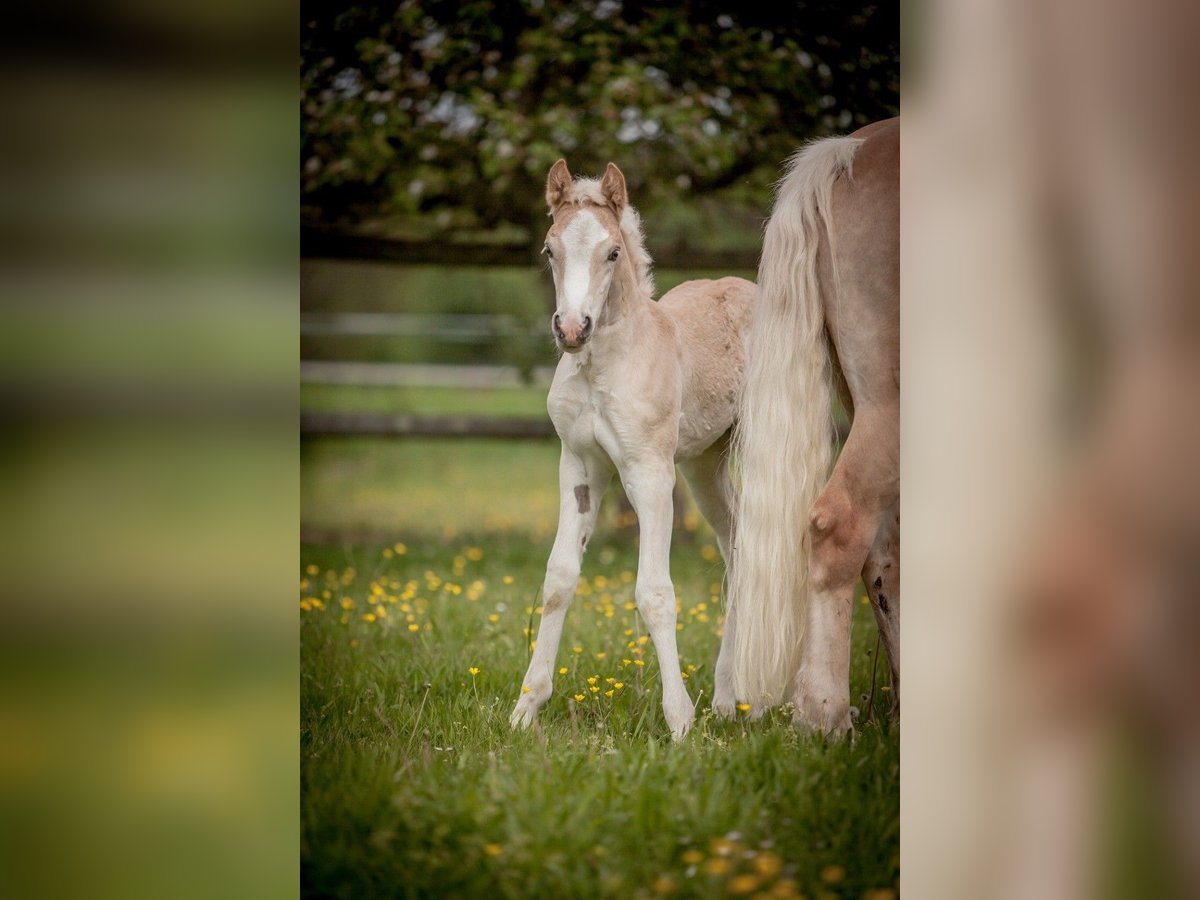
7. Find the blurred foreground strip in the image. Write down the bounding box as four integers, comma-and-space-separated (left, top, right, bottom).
905, 0, 1200, 898
0, 1, 297, 896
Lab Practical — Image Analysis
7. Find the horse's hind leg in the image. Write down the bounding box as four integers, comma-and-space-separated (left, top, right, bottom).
511, 447, 611, 730
678, 435, 739, 717
795, 412, 898, 736
861, 500, 900, 709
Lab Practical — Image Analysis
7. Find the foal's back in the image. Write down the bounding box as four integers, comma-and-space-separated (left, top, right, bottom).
657, 276, 756, 459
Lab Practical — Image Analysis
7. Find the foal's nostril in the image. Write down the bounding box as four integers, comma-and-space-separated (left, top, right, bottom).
581, 315, 592, 334
552, 313, 563, 337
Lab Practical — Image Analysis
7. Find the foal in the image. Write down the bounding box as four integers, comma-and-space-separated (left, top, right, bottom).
509, 160, 755, 740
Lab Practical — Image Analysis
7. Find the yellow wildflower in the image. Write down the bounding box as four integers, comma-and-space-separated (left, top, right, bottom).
558, 667, 568, 675
737, 703, 752, 712
483, 843, 502, 856
754, 852, 783, 878
681, 849, 703, 865
521, 685, 531, 694
574, 694, 585, 702
468, 667, 480, 676
407, 623, 419, 632
727, 874, 761, 895
703, 858, 731, 876
820, 864, 846, 884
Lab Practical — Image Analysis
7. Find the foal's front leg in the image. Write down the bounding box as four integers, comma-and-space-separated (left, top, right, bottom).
624, 460, 695, 740
510, 448, 609, 730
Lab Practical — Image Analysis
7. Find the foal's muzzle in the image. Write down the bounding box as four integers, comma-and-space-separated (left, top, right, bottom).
552, 313, 593, 351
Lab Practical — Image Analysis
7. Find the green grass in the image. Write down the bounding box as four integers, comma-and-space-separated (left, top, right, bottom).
300, 384, 549, 418
301, 531, 898, 899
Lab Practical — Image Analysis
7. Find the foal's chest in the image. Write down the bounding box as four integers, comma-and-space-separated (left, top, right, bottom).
548, 372, 623, 465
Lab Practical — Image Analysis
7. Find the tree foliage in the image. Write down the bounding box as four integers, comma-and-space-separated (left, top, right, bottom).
301, 1, 899, 234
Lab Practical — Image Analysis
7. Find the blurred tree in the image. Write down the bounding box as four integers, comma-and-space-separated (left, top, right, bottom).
301, 0, 898, 237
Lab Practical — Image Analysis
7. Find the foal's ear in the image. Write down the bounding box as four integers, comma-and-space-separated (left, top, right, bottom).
599, 163, 628, 212
546, 159, 573, 215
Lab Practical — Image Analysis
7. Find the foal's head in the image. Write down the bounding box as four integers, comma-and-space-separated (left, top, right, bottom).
541, 159, 644, 353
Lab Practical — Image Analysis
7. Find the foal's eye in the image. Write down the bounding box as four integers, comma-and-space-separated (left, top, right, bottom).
543, 245, 553, 259
607, 247, 620, 262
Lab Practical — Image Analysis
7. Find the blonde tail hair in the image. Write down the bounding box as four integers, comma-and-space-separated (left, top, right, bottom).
730, 136, 862, 706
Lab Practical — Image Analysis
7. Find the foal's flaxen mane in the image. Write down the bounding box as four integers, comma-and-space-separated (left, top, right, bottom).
566, 177, 655, 298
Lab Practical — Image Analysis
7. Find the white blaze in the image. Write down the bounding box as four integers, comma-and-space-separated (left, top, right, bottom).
558, 210, 608, 320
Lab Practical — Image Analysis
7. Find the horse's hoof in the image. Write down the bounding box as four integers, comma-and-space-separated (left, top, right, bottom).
712, 696, 737, 719
792, 696, 852, 738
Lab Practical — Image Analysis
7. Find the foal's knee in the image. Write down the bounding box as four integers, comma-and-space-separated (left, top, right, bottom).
542, 563, 579, 613
635, 581, 676, 632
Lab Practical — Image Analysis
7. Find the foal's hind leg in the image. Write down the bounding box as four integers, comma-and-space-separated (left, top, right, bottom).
861, 500, 900, 709
795, 413, 898, 736
511, 448, 611, 730
678, 436, 739, 717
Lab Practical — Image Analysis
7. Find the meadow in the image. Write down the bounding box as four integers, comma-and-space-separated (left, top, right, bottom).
301, 440, 898, 899
301, 258, 897, 898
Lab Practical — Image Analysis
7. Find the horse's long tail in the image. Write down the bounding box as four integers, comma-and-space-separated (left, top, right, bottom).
729, 136, 862, 707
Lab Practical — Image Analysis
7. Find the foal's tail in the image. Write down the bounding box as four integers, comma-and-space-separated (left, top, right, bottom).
729, 136, 862, 707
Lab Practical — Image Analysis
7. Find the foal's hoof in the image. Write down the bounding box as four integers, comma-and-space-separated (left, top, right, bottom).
665, 701, 695, 742
509, 696, 539, 730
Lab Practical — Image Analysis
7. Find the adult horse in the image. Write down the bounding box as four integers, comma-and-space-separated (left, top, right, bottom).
729, 118, 899, 736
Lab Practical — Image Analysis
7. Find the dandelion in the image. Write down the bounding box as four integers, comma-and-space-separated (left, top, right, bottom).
861, 595, 870, 605
340, 597, 354, 610
737, 703, 752, 712
502, 575, 514, 585
595, 651, 606, 660
558, 667, 568, 675
362, 613, 376, 623
589, 686, 600, 693
383, 548, 393, 558
394, 543, 407, 554
483, 843, 502, 856
521, 685, 531, 694
681, 849, 704, 865
305, 564, 319, 576
587, 677, 598, 685
634, 659, 646, 667
408, 623, 419, 632
349, 639, 359, 648
574, 694, 585, 702
468, 667, 480, 676
466, 547, 483, 561
614, 682, 624, 690
488, 614, 500, 623
572, 646, 583, 654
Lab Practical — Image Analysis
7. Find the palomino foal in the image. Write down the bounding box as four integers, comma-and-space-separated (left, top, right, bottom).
509, 159, 755, 740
